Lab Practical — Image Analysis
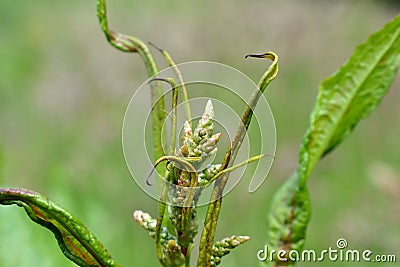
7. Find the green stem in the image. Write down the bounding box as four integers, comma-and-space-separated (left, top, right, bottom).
97, 0, 165, 168
208, 153, 273, 184
149, 78, 179, 156
146, 156, 199, 184
97, 1, 167, 264
185, 244, 193, 267
198, 52, 279, 267
149, 42, 192, 124
155, 181, 168, 267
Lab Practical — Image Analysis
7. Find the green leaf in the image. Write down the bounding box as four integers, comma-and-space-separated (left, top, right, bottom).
263, 15, 400, 267
263, 173, 311, 267
0, 188, 122, 267
299, 15, 400, 181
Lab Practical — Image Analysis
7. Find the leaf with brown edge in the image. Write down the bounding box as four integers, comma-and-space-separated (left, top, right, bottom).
263, 173, 311, 267
0, 188, 122, 267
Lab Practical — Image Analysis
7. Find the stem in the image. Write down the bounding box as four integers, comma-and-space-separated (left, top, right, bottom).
208, 154, 274, 184
185, 244, 193, 267
156, 183, 168, 267
97, 0, 165, 169
198, 52, 279, 267
97, 1, 167, 264
149, 78, 179, 156
149, 42, 192, 124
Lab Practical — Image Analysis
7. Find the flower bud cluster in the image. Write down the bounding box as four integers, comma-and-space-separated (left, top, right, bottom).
133, 210, 157, 238
177, 100, 221, 161
134, 210, 186, 265
211, 235, 250, 266
198, 164, 222, 186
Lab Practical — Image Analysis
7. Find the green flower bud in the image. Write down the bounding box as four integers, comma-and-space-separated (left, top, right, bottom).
193, 100, 214, 143
200, 132, 222, 154
210, 235, 250, 266
163, 239, 186, 267
181, 120, 192, 143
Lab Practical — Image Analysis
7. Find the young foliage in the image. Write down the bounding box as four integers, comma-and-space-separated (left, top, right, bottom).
97, 1, 280, 266
263, 14, 400, 267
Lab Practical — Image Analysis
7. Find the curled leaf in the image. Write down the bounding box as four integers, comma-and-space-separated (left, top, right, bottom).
0, 188, 122, 267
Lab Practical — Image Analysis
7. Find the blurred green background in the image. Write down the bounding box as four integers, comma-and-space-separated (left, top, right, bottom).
0, 0, 399, 266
